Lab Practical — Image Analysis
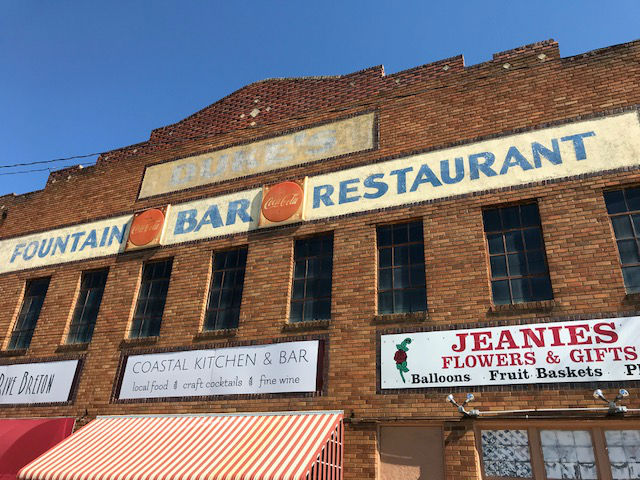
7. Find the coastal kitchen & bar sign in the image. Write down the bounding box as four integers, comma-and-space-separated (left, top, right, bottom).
115, 340, 321, 400
380, 317, 640, 390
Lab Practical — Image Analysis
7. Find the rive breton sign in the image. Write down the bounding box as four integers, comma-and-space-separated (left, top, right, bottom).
380, 317, 640, 390
0, 359, 80, 405
2, 111, 640, 275
138, 113, 376, 199
117, 340, 320, 400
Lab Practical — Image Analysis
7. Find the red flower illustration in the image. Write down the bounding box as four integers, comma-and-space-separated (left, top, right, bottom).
394, 338, 412, 383
394, 350, 407, 364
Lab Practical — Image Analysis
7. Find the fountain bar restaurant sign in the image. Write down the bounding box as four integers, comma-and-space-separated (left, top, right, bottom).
3, 111, 640, 275
117, 340, 320, 400
0, 359, 80, 405
380, 317, 640, 390
138, 113, 376, 198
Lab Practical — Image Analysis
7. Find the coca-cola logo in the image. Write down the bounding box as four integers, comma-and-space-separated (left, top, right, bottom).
128, 208, 165, 246
261, 181, 304, 222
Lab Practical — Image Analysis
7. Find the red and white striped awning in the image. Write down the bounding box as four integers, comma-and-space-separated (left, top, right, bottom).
18, 411, 343, 480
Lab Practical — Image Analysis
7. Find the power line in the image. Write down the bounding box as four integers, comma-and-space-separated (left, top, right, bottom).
0, 163, 96, 176
0, 152, 103, 169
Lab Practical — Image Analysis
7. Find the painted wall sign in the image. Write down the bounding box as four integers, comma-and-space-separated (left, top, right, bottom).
117, 340, 320, 400
0, 215, 131, 275
2, 111, 640, 275
125, 206, 170, 251
380, 317, 640, 390
0, 359, 80, 405
259, 179, 306, 227
138, 113, 375, 199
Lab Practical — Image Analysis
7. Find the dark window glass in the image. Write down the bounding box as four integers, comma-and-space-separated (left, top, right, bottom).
130, 259, 172, 338
290, 233, 333, 322
9, 278, 50, 350
483, 203, 552, 304
377, 222, 427, 314
67, 270, 108, 344
604, 187, 640, 293
205, 247, 247, 330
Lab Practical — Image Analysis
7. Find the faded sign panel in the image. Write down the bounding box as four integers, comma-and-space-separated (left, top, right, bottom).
138, 113, 376, 199
0, 215, 132, 275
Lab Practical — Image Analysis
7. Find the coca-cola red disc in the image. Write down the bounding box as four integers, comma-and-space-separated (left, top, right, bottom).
261, 181, 304, 222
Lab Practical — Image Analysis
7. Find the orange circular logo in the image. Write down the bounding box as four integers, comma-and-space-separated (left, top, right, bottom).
261, 181, 304, 222
129, 208, 165, 246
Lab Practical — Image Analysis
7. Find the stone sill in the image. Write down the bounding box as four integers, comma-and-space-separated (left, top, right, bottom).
282, 319, 330, 332
119, 336, 159, 349
56, 342, 89, 353
193, 328, 238, 341
0, 348, 27, 358
373, 311, 429, 324
488, 300, 556, 315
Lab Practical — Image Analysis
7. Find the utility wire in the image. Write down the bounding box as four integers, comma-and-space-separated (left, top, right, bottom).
0, 152, 103, 169
0, 163, 96, 176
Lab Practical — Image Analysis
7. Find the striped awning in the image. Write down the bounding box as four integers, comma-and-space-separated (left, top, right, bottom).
18, 411, 343, 480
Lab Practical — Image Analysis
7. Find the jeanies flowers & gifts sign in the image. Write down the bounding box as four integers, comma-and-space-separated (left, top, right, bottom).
380, 317, 640, 390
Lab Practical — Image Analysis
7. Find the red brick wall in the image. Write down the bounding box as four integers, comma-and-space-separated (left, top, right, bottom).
1, 39, 640, 479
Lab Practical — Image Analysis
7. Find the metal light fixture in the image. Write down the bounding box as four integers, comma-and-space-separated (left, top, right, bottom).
446, 393, 480, 417
593, 388, 629, 414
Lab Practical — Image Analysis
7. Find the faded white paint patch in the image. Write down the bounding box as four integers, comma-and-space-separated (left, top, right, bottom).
138, 113, 375, 199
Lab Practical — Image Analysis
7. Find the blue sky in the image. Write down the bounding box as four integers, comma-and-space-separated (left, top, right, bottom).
1, 1, 639, 196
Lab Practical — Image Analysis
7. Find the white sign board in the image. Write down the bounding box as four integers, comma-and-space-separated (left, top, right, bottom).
381, 317, 640, 389
3, 111, 640, 275
0, 360, 80, 405
118, 340, 320, 400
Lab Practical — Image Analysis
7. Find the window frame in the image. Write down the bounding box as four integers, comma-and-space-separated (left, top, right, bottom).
603, 186, 640, 293
289, 232, 334, 323
482, 201, 553, 305
7, 277, 50, 351
475, 420, 640, 480
129, 258, 173, 339
375, 220, 427, 315
66, 268, 109, 345
203, 246, 248, 331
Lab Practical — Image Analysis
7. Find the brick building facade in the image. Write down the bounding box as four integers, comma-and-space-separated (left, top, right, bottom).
1, 38, 640, 479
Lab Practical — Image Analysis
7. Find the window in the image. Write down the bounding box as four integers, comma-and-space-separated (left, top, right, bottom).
541, 430, 597, 480
604, 187, 640, 292
377, 221, 426, 314
605, 430, 640, 479
291, 233, 333, 322
481, 430, 532, 478
8, 277, 50, 350
130, 259, 173, 338
479, 426, 640, 480
67, 269, 108, 344
205, 247, 247, 330
483, 203, 553, 304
